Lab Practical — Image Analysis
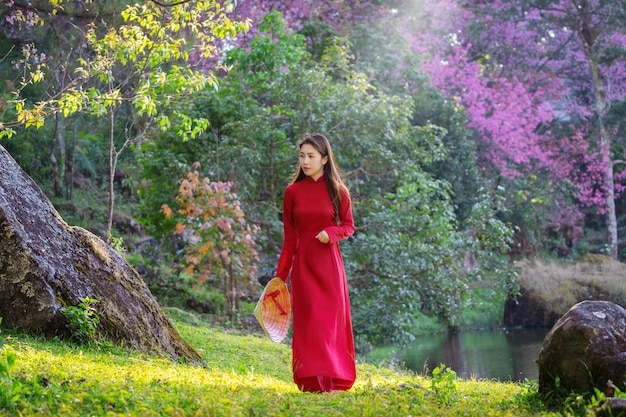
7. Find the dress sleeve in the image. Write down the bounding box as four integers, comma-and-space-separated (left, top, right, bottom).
276, 186, 297, 282
325, 186, 355, 244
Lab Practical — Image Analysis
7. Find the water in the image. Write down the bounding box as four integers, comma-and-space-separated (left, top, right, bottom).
396, 328, 549, 382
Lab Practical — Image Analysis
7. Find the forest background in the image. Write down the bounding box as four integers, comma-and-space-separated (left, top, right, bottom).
1, 0, 626, 354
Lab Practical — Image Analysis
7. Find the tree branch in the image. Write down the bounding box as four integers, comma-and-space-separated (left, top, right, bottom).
7, 0, 117, 20
149, 0, 194, 7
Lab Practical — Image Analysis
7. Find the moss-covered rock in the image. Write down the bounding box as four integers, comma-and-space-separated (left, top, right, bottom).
537, 300, 626, 396
0, 144, 201, 363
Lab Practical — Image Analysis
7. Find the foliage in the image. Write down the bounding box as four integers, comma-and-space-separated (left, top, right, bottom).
127, 248, 229, 316
132, 11, 519, 344
110, 235, 126, 257
60, 296, 100, 342
0, 317, 24, 412
134, 132, 203, 239
230, 0, 383, 44
342, 12, 489, 226
0, 2, 565, 343
462, 187, 518, 295
1, 0, 249, 135
0, 344, 21, 412
0, 312, 575, 417
1, 1, 126, 136
581, 384, 626, 416
431, 363, 458, 406
412, 88, 486, 222
291, 7, 516, 340
346, 163, 461, 345
407, 0, 626, 257
163, 168, 260, 316
137, 11, 303, 246
1, 0, 251, 240
347, 162, 515, 345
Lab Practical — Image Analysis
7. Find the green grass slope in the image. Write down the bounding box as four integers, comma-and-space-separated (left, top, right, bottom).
0, 308, 573, 416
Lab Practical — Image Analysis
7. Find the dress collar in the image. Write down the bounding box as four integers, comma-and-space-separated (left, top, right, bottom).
305, 173, 326, 183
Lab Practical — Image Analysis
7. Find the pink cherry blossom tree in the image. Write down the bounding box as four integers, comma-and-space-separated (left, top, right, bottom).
229, 0, 381, 39
396, 0, 626, 258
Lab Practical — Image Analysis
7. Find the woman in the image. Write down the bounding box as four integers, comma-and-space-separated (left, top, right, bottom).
276, 133, 356, 393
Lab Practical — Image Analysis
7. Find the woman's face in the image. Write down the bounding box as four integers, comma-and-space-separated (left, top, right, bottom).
299, 143, 328, 181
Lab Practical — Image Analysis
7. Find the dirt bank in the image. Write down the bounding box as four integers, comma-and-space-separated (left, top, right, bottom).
503, 254, 626, 328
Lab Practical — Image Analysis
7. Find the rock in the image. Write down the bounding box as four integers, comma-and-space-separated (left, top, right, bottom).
537, 300, 626, 395
0, 144, 201, 363
594, 397, 626, 417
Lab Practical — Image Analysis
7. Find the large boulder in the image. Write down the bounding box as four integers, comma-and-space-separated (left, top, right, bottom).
537, 300, 626, 395
0, 144, 201, 363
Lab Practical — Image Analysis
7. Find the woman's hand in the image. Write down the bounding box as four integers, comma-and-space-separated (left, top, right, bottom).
315, 230, 330, 244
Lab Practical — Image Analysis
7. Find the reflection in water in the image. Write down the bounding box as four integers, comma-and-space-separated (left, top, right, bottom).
399, 328, 549, 381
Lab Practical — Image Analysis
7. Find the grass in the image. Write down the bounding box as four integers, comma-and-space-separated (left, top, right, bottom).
515, 253, 626, 314
0, 307, 584, 417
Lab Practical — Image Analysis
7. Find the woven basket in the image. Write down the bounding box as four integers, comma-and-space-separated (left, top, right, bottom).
254, 277, 291, 343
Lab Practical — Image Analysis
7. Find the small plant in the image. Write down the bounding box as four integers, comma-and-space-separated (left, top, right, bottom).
0, 348, 20, 410
110, 235, 127, 258
162, 168, 260, 317
61, 297, 101, 342
580, 382, 626, 416
431, 363, 458, 406
0, 317, 22, 410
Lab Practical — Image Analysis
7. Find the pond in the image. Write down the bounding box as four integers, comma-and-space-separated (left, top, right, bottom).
394, 328, 550, 382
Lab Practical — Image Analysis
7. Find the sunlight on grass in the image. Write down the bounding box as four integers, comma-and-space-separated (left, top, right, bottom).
0, 309, 573, 416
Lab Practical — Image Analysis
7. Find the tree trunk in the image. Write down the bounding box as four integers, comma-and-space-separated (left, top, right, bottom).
50, 67, 67, 198
106, 109, 116, 242
578, 3, 617, 259
0, 144, 202, 363
231, 262, 239, 313
50, 70, 65, 198
66, 121, 77, 200
600, 119, 617, 259
55, 112, 66, 197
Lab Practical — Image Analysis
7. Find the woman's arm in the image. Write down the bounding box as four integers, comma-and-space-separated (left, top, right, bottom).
324, 187, 355, 244
276, 187, 297, 282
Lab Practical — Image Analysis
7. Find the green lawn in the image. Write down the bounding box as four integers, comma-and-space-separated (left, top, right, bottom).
0, 307, 580, 416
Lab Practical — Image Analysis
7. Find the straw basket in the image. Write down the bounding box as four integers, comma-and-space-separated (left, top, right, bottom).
254, 277, 291, 343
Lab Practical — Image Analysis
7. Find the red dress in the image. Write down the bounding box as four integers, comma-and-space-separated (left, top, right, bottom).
276, 174, 356, 392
